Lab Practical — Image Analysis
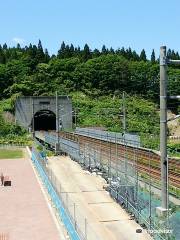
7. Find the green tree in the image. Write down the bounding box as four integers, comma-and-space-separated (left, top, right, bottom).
36, 40, 45, 63
132, 50, 139, 61
70, 44, 75, 56
140, 49, 147, 61
44, 49, 50, 63
57, 41, 66, 58
120, 47, 126, 57
167, 49, 172, 59
3, 43, 7, 50
64, 45, 71, 58
82, 44, 91, 61
17, 43, 21, 50
93, 48, 101, 58
102, 45, 108, 54
151, 49, 156, 63
126, 47, 133, 60
109, 47, 115, 54
0, 45, 6, 64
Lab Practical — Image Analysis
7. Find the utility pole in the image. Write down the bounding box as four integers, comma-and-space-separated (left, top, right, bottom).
31, 97, 35, 137
74, 108, 77, 129
56, 91, 59, 153
157, 46, 180, 218
120, 92, 126, 134
122, 91, 126, 133
56, 91, 59, 133
157, 46, 168, 214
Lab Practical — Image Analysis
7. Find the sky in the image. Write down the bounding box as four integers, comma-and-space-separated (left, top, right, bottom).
0, 0, 180, 58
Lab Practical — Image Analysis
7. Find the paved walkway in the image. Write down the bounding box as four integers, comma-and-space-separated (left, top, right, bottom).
48, 156, 152, 240
0, 153, 62, 240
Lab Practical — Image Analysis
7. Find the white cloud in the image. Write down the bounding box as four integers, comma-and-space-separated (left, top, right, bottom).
12, 37, 25, 45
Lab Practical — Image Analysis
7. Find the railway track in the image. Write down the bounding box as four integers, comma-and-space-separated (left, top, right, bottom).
59, 131, 180, 189
36, 130, 180, 190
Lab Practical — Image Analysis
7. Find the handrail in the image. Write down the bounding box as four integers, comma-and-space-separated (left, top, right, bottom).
31, 149, 81, 240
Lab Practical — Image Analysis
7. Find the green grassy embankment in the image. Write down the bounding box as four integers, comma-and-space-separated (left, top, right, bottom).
71, 92, 160, 149
0, 98, 32, 145
0, 149, 23, 159
0, 92, 179, 154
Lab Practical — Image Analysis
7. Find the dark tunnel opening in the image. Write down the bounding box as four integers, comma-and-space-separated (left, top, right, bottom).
33, 110, 56, 131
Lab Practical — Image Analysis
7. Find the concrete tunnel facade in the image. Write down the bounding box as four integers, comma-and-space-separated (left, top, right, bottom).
15, 96, 73, 131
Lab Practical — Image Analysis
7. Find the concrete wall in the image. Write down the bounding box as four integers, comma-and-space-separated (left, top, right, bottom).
15, 96, 72, 131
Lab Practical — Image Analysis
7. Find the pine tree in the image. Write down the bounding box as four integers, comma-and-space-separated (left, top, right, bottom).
74, 46, 81, 57
27, 44, 37, 58
167, 49, 172, 59
102, 45, 107, 54
132, 50, 139, 61
151, 49, 156, 63
0, 45, 6, 64
70, 44, 75, 56
3, 43, 7, 50
36, 40, 45, 62
5, 49, 10, 61
109, 47, 115, 54
44, 49, 50, 63
175, 51, 180, 59
115, 48, 120, 55
171, 50, 176, 59
120, 47, 126, 57
57, 41, 66, 58
64, 45, 71, 58
10, 49, 18, 60
126, 47, 133, 60
17, 43, 21, 50
51, 54, 56, 59
82, 44, 91, 61
140, 49, 147, 61
93, 48, 100, 57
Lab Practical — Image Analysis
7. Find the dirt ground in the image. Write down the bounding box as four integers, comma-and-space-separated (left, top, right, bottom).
48, 155, 153, 240
0, 152, 63, 240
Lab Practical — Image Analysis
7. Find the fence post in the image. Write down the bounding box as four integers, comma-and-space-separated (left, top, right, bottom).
59, 183, 62, 194
50, 168, 52, 180
66, 192, 68, 208
73, 203, 77, 230
85, 218, 87, 240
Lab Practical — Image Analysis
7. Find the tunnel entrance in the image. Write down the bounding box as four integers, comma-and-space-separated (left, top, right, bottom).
33, 110, 56, 131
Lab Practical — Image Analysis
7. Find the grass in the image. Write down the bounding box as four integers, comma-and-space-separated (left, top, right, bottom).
0, 149, 23, 159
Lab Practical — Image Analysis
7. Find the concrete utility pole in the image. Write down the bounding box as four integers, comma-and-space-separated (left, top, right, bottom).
55, 92, 59, 153
74, 108, 77, 129
56, 91, 59, 133
122, 91, 126, 133
157, 46, 180, 217
159, 46, 168, 212
31, 97, 35, 137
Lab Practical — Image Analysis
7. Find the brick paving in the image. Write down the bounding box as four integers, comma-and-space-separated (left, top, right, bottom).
0, 157, 61, 240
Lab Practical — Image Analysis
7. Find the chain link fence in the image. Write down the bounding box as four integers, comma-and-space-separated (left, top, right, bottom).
32, 146, 102, 240
35, 131, 179, 240
0, 144, 25, 149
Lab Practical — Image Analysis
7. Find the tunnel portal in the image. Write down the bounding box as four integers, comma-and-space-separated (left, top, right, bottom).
15, 96, 72, 131
33, 110, 56, 131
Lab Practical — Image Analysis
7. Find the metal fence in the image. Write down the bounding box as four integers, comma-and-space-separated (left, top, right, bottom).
0, 144, 25, 149
34, 131, 179, 240
77, 140, 175, 240
54, 139, 175, 240
32, 146, 102, 240
75, 127, 141, 147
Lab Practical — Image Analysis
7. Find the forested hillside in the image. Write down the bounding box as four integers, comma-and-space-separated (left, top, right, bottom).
0, 40, 180, 99
0, 41, 180, 149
